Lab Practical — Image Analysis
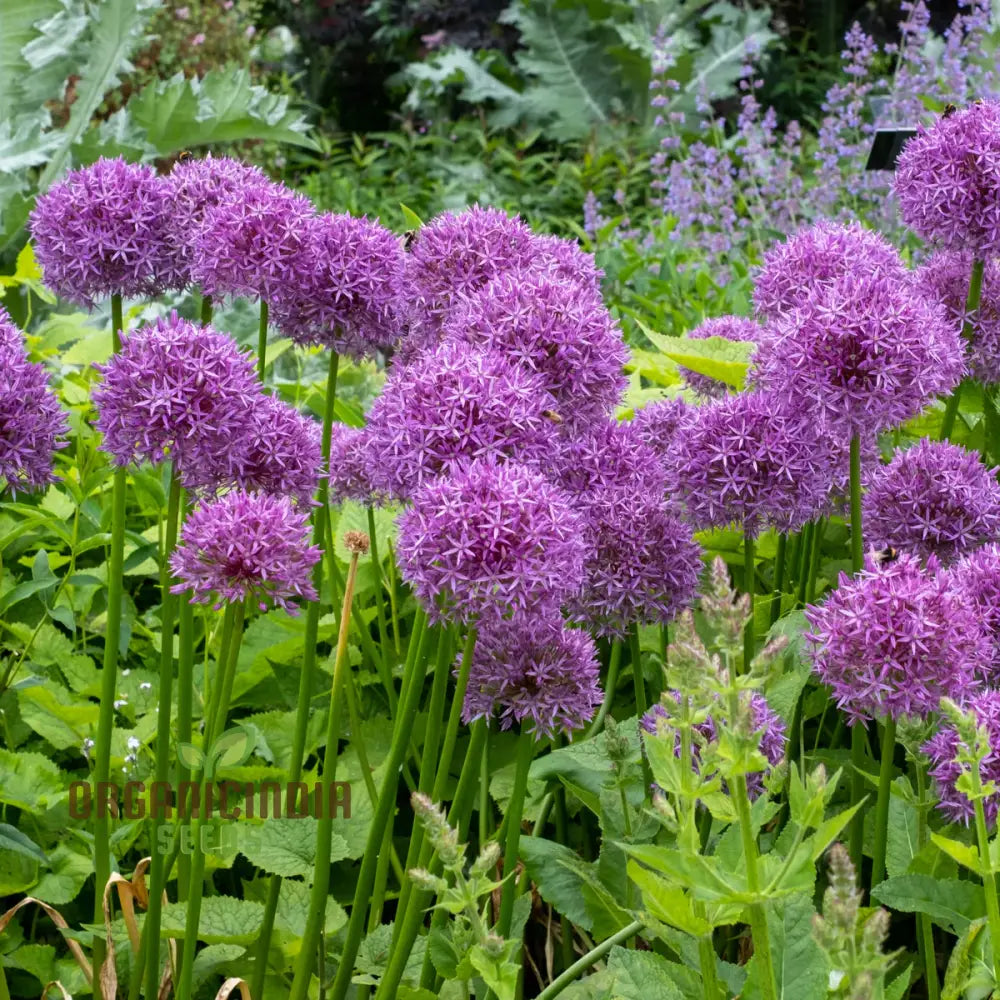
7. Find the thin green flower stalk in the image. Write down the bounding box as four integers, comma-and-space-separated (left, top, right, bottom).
869, 718, 898, 889
257, 300, 269, 381
744, 529, 756, 667
200, 294, 213, 326
174, 598, 247, 1000
848, 432, 865, 872
91, 293, 128, 980
497, 729, 537, 938
289, 531, 368, 997
940, 258, 985, 442
367, 505, 392, 667
582, 640, 623, 740
770, 533, 787, 626
175, 588, 195, 902
535, 920, 645, 1000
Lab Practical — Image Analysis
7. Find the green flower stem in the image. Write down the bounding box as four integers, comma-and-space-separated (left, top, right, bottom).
289, 546, 364, 999
849, 434, 863, 574
174, 600, 246, 1000
770, 533, 787, 626
582, 641, 623, 740
329, 608, 432, 1000
805, 518, 824, 605
367, 505, 392, 667
628, 623, 647, 720
534, 920, 644, 1000
386, 538, 402, 658
914, 763, 940, 1000
796, 523, 813, 606
848, 432, 865, 872
744, 529, 756, 667
940, 258, 984, 442
966, 744, 1000, 985
553, 778, 575, 972
92, 293, 128, 981
141, 469, 183, 1000
257, 299, 269, 381
498, 729, 537, 937
200, 294, 213, 326
869, 717, 897, 889
175, 585, 195, 902
480, 731, 491, 844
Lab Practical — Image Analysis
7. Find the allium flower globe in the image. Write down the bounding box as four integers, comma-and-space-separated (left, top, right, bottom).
171, 491, 320, 612
269, 213, 406, 358
894, 101, 1000, 255
30, 158, 171, 307
366, 341, 561, 500
679, 316, 764, 398
0, 309, 68, 492
947, 544, 1000, 678
806, 552, 990, 724
630, 398, 695, 465
92, 313, 259, 483
863, 440, 1000, 564
396, 458, 586, 624
328, 424, 382, 506
924, 691, 1000, 827
756, 271, 965, 437
529, 233, 603, 293
462, 616, 602, 736
753, 221, 907, 321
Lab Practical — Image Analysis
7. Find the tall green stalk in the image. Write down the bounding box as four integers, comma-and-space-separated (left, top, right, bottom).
367, 505, 392, 665
582, 641, 623, 740
972, 788, 1000, 986
257, 299, 269, 381
940, 258, 985, 442
498, 730, 537, 937
141, 469, 182, 999
848, 432, 865, 871
869, 718, 897, 888
743, 529, 756, 667
535, 921, 644, 1000
914, 762, 940, 1000
92, 293, 128, 981
175, 585, 195, 902
200, 294, 213, 326
770, 533, 787, 627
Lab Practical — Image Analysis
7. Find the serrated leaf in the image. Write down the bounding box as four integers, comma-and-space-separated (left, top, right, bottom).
0, 747, 66, 813
239, 817, 349, 879
191, 943, 246, 992
520, 837, 596, 931
942, 917, 987, 1000
0, 823, 48, 864
16, 681, 99, 750
605, 946, 685, 999
161, 896, 264, 945
871, 875, 985, 935
271, 876, 346, 941
32, 845, 91, 904
886, 778, 921, 878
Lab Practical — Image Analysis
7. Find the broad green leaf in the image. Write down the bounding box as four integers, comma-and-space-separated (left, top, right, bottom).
270, 876, 346, 942
0, 850, 38, 895
161, 896, 264, 945
239, 817, 349, 879
3, 942, 56, 986
626, 861, 713, 936
17, 680, 99, 749
942, 917, 987, 1000
0, 823, 47, 864
31, 844, 91, 905
0, 747, 66, 813
399, 203, 423, 229
930, 832, 981, 874
605, 946, 685, 999
191, 943, 246, 992
872, 874, 985, 935
886, 778, 921, 878
520, 837, 595, 930
772, 894, 827, 1000
649, 334, 755, 389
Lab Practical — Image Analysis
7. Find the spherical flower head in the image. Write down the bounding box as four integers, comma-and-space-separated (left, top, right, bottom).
924, 690, 1000, 827
680, 316, 764, 398
0, 308, 68, 493
915, 251, 1000, 383
528, 233, 603, 293
894, 101, 1000, 256
666, 390, 834, 536
947, 544, 1000, 679
396, 458, 586, 624
642, 691, 786, 799
462, 616, 602, 737
863, 440, 1000, 565
567, 491, 702, 637
328, 423, 383, 506
366, 341, 561, 501
805, 551, 990, 724
92, 313, 260, 484
756, 271, 965, 437
171, 490, 319, 611
191, 181, 316, 302
443, 272, 628, 427
269, 212, 407, 359
161, 154, 269, 290
753, 221, 907, 322
30, 157, 171, 307
630, 397, 696, 465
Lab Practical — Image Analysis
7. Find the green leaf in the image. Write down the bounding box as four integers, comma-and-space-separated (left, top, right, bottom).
16, 680, 99, 749
399, 203, 423, 229
191, 943, 246, 992
772, 894, 827, 1000
176, 743, 204, 771
942, 917, 987, 1000
626, 861, 714, 936
270, 876, 346, 942
520, 837, 594, 930
0, 823, 47, 864
930, 832, 981, 875
0, 747, 65, 813
647, 333, 754, 389
470, 939, 519, 1000
886, 778, 921, 878
871, 875, 985, 935
0, 577, 57, 613
31, 844, 91, 904
605, 946, 685, 999
161, 896, 264, 945
238, 817, 349, 879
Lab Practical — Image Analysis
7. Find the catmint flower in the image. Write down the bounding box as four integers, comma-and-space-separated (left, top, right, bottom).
443, 272, 628, 427
0, 308, 68, 493
396, 458, 586, 624
757, 271, 965, 437
269, 212, 407, 359
863, 440, 1000, 564
894, 101, 1000, 255
170, 490, 320, 612
82, 737, 95, 760
642, 690, 786, 799
127, 736, 141, 752
92, 313, 260, 486
462, 615, 602, 737
114, 698, 128, 710
915, 251, 1000, 383
806, 551, 990, 724
630, 397, 695, 465
666, 390, 834, 536
924, 690, 1000, 826
327, 424, 382, 506
191, 181, 316, 302
139, 681, 152, 692
947, 544, 1000, 678
366, 341, 561, 501
679, 316, 764, 398
30, 157, 171, 307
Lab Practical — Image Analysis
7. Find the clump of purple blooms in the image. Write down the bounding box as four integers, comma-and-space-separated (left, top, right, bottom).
630, 398, 694, 465
863, 440, 1000, 565
170, 490, 321, 612
947, 544, 1000, 679
327, 424, 381, 506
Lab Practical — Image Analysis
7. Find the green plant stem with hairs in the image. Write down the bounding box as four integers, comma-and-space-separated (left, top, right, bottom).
940, 258, 985, 441
257, 299, 269, 380
91, 293, 127, 982
869, 718, 897, 888
848, 432, 865, 871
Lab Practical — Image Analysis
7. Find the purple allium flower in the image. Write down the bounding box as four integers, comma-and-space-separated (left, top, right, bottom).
170, 490, 320, 612
642, 690, 786, 799
894, 101, 1000, 256
924, 690, 1000, 827
442, 272, 628, 427
92, 313, 260, 484
753, 221, 907, 322
915, 251, 1000, 384
191, 181, 316, 302
0, 308, 68, 493
268, 213, 407, 359
630, 397, 696, 465
328, 424, 382, 506
679, 315, 765, 397
161, 154, 269, 290
462, 615, 602, 737
396, 458, 586, 624
756, 271, 966, 437
366, 341, 561, 501
30, 157, 171, 307
863, 440, 1000, 565
947, 544, 1000, 678
528, 233, 603, 294
666, 390, 834, 536
567, 491, 702, 637
805, 551, 990, 724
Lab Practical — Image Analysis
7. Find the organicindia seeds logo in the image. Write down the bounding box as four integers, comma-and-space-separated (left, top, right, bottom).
68, 725, 352, 851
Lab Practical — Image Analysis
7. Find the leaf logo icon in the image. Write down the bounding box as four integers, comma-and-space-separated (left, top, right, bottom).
205, 726, 255, 778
